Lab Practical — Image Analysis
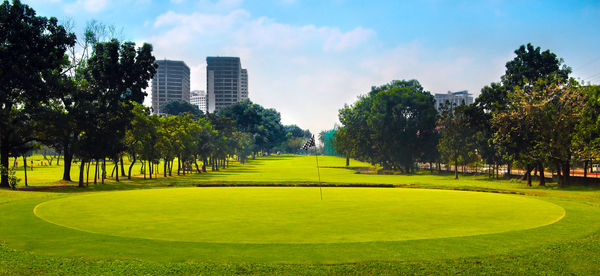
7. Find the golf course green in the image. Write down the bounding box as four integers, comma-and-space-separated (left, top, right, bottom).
34, 187, 565, 243
2, 155, 600, 274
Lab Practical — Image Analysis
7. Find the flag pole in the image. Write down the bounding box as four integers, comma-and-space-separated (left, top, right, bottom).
314, 147, 322, 200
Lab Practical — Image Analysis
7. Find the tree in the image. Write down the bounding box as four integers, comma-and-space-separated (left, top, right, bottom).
35, 20, 122, 183
338, 80, 437, 172
437, 104, 477, 179
475, 43, 573, 183
218, 99, 286, 156
574, 85, 600, 174
332, 126, 352, 166
503, 43, 571, 89
162, 100, 203, 117
494, 78, 583, 186
75, 39, 156, 186
0, 0, 76, 187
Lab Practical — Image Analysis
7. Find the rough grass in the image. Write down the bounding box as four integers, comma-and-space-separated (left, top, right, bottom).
1, 154, 600, 274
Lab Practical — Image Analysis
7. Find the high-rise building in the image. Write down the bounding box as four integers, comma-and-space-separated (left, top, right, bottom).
434, 90, 473, 111
190, 90, 207, 113
206, 56, 248, 113
240, 68, 249, 99
151, 59, 190, 114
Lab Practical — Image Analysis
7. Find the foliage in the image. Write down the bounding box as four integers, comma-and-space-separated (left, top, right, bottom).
574, 85, 600, 161
338, 80, 437, 172
437, 103, 477, 179
502, 43, 571, 89
0, 0, 76, 187
162, 100, 203, 117
493, 78, 584, 185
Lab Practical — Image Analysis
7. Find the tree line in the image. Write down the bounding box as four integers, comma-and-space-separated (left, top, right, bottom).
0, 0, 310, 188
332, 43, 600, 186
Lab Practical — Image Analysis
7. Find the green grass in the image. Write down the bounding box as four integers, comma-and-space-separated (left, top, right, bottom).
1, 154, 600, 274
34, 187, 564, 244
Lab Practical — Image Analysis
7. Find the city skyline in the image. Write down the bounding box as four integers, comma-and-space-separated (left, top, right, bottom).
25, 0, 600, 134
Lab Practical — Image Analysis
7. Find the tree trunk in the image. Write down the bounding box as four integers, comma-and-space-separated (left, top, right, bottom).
584, 160, 588, 178
143, 161, 146, 179
346, 152, 350, 167
521, 165, 532, 181
86, 161, 90, 186
102, 158, 105, 184
23, 155, 28, 187
114, 160, 119, 182
128, 154, 136, 180
495, 162, 499, 179
526, 165, 532, 187
78, 160, 86, 188
62, 145, 73, 181
194, 155, 201, 173
538, 162, 545, 186
56, 154, 61, 166
454, 158, 459, 179
202, 157, 207, 172
163, 158, 168, 177
149, 161, 153, 179
507, 163, 512, 177
561, 161, 570, 186
94, 160, 98, 185
120, 156, 126, 176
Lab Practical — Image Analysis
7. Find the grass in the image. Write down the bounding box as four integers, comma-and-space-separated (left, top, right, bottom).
1, 154, 600, 274
34, 187, 563, 244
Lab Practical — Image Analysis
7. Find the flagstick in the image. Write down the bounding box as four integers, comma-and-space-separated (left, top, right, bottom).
314, 148, 322, 200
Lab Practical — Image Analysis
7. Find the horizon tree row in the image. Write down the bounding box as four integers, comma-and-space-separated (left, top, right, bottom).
0, 0, 311, 188
332, 43, 600, 186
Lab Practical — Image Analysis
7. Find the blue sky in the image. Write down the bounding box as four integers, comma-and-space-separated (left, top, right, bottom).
24, 0, 600, 134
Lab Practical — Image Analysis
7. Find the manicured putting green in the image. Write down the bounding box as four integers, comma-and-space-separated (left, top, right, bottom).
34, 187, 564, 243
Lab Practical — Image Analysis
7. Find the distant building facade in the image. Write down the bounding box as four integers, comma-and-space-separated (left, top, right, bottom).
434, 90, 473, 110
206, 56, 248, 113
190, 90, 207, 113
240, 68, 248, 99
151, 59, 190, 114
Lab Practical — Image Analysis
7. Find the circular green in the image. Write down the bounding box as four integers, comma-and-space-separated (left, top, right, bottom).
34, 187, 565, 244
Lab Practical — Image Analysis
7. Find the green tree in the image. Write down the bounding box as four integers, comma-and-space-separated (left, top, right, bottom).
574, 85, 600, 175
338, 80, 437, 172
494, 78, 583, 186
503, 43, 571, 89
437, 104, 476, 179
162, 100, 203, 117
75, 39, 156, 186
0, 0, 76, 187
475, 43, 573, 182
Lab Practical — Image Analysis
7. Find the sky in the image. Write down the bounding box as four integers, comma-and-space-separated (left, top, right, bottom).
24, 0, 600, 135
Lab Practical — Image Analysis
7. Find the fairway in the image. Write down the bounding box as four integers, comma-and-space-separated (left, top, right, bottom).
34, 187, 564, 243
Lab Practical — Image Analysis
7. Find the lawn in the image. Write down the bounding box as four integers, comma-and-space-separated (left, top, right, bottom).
1, 154, 600, 274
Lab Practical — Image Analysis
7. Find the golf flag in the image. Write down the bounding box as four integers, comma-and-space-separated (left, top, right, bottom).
301, 135, 316, 151
300, 135, 322, 200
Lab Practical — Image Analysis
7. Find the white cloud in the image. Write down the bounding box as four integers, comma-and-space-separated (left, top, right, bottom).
64, 0, 108, 13
144, 9, 503, 134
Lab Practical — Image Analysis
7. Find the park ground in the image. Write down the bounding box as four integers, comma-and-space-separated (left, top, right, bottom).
1, 155, 600, 274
